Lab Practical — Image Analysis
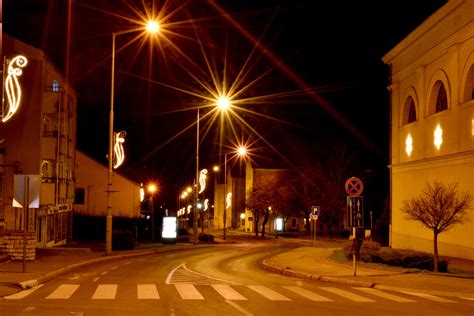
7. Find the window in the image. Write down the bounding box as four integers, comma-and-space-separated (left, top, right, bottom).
435, 84, 448, 113
407, 99, 416, 123
53, 80, 59, 92
74, 188, 85, 205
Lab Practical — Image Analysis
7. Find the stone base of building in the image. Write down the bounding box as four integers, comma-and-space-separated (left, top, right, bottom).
0, 230, 36, 260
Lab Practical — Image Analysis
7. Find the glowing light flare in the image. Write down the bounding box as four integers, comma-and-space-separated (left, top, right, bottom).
146, 20, 160, 33
3, 55, 28, 123
204, 199, 209, 211
213, 166, 219, 172
434, 124, 443, 150
148, 183, 157, 194
226, 192, 232, 209
216, 96, 231, 111
237, 146, 247, 157
113, 131, 126, 169
405, 134, 413, 156
199, 169, 208, 194
240, 213, 245, 220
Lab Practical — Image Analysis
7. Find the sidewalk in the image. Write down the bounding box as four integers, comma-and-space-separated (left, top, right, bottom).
1, 231, 473, 300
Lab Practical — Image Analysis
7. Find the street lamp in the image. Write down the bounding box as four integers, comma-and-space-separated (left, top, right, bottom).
223, 146, 248, 240
147, 183, 157, 241
106, 22, 160, 255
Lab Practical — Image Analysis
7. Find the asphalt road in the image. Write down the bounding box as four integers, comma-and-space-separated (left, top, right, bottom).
2, 240, 473, 316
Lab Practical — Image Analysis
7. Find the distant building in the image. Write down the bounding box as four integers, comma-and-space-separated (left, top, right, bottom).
73, 151, 141, 240
383, 0, 474, 259
1, 35, 77, 247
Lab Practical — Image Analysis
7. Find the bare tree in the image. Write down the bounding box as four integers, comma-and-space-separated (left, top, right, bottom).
402, 181, 472, 272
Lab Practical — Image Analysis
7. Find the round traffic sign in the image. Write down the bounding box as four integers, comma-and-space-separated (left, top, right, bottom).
345, 177, 363, 196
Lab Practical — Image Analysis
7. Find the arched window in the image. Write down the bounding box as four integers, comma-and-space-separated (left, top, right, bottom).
408, 99, 416, 123
53, 80, 59, 92
462, 64, 474, 102
435, 84, 447, 113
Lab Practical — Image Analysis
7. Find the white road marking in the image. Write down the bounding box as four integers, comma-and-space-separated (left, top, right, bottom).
166, 263, 241, 285
319, 287, 375, 302
212, 284, 247, 300
101, 271, 108, 276
354, 287, 416, 302
283, 286, 333, 301
399, 291, 457, 303
247, 285, 291, 301
93, 277, 100, 282
124, 261, 133, 265
111, 266, 118, 270
226, 300, 253, 316
137, 284, 160, 299
4, 284, 44, 300
46, 284, 80, 299
175, 284, 204, 300
92, 284, 117, 299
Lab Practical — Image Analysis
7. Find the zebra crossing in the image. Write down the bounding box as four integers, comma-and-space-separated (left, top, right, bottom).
4, 283, 464, 304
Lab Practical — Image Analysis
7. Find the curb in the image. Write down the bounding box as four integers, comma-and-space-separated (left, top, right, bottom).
260, 260, 376, 288
18, 245, 211, 290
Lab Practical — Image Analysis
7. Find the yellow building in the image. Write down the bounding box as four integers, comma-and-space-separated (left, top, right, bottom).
383, 0, 474, 259
1, 35, 77, 247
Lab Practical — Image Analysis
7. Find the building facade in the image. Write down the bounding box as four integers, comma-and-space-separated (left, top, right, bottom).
1, 35, 77, 248
383, 0, 474, 259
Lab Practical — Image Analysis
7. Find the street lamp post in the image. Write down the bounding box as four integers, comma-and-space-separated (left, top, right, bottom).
194, 108, 200, 245
106, 21, 159, 255
148, 183, 157, 241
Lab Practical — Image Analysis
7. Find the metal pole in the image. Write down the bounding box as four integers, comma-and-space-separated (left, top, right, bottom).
194, 109, 199, 245
22, 176, 29, 273
223, 152, 227, 240
353, 227, 357, 276
106, 33, 116, 255
150, 194, 155, 241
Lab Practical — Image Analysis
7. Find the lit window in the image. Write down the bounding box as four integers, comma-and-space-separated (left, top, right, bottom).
405, 134, 413, 156
434, 124, 443, 150
53, 80, 59, 92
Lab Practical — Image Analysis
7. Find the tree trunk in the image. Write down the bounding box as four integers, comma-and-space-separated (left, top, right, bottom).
261, 212, 269, 237
433, 230, 439, 272
305, 214, 310, 232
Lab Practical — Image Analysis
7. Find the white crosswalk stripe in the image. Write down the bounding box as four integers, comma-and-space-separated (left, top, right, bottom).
46, 284, 80, 299
399, 291, 457, 303
4, 284, 44, 300
92, 284, 117, 299
354, 287, 416, 302
212, 284, 247, 300
175, 284, 204, 300
319, 287, 375, 302
247, 285, 291, 301
137, 284, 160, 299
283, 286, 333, 301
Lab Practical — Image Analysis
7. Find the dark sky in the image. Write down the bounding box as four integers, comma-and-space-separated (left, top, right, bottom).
3, 0, 447, 204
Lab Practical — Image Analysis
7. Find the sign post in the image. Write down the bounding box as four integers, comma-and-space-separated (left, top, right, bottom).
311, 206, 320, 247
345, 177, 364, 277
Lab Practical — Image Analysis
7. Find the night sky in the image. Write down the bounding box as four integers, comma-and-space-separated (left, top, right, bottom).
3, 0, 447, 205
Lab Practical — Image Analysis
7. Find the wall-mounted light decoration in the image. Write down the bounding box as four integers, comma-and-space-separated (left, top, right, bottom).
471, 119, 474, 137
204, 198, 209, 211
198, 168, 208, 194
434, 124, 443, 150
3, 55, 28, 123
113, 131, 126, 169
187, 205, 192, 214
139, 183, 145, 202
405, 134, 413, 156
226, 192, 232, 209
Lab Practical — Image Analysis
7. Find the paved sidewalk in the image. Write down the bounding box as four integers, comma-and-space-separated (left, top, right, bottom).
261, 245, 474, 299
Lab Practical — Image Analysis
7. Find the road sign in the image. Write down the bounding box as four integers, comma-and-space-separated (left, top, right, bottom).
345, 177, 363, 196
347, 196, 364, 228
13, 175, 41, 208
311, 205, 320, 216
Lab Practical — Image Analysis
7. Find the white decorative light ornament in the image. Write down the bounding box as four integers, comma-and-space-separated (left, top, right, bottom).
3, 55, 28, 123
187, 205, 192, 214
113, 131, 126, 169
434, 124, 443, 150
139, 183, 145, 202
226, 192, 232, 209
198, 168, 208, 194
204, 198, 209, 211
405, 134, 413, 156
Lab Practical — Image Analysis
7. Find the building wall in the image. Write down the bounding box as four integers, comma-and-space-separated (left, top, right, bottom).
1, 35, 76, 247
383, 0, 474, 259
74, 151, 140, 218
